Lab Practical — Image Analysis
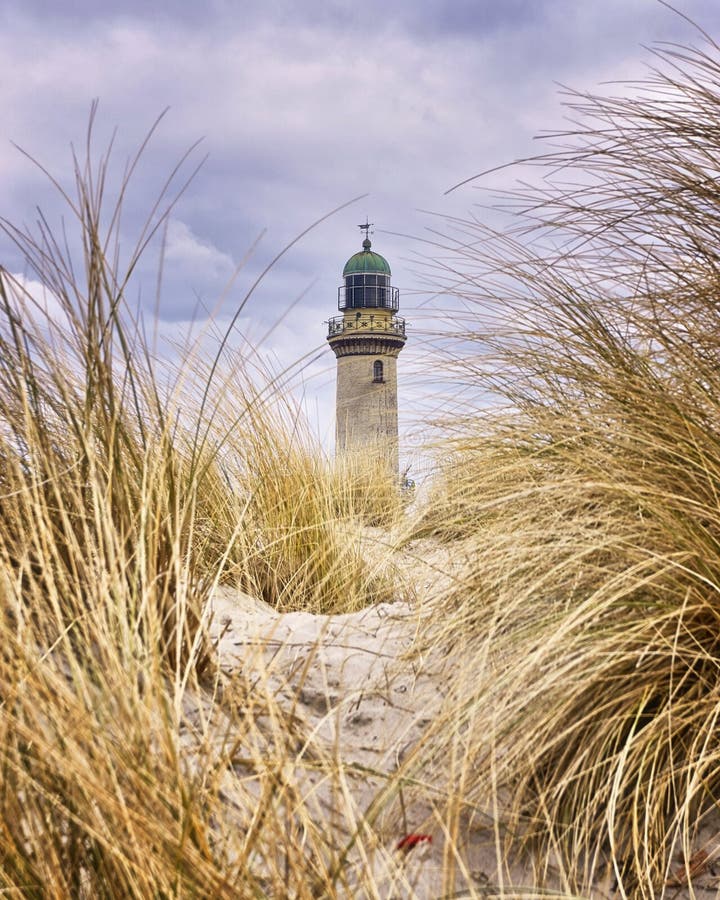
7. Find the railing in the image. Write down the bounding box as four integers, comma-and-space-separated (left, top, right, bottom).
327, 314, 406, 338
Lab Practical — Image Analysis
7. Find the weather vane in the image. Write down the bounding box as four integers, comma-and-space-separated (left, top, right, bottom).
358, 218, 374, 240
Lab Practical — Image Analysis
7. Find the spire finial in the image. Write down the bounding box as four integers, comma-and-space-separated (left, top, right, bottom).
358, 218, 373, 250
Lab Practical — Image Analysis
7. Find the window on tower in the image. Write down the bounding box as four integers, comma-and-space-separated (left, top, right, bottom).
373, 360, 384, 383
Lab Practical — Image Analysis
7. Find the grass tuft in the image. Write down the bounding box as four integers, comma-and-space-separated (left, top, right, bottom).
416, 26, 720, 897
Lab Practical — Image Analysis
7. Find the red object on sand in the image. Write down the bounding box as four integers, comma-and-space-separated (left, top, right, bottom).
396, 833, 432, 852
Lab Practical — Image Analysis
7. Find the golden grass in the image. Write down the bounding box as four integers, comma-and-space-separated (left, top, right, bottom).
411, 25, 720, 898
0, 114, 418, 895
227, 429, 402, 613
10, 23, 720, 898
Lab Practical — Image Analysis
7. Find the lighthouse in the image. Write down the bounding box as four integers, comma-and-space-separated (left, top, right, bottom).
326, 223, 407, 475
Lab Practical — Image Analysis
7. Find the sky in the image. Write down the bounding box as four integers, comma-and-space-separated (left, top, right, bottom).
2, 0, 719, 462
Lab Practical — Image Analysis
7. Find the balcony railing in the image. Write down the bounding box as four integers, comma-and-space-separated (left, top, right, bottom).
327, 314, 406, 339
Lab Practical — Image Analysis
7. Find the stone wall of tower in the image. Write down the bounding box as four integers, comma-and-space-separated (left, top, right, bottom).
335, 352, 400, 473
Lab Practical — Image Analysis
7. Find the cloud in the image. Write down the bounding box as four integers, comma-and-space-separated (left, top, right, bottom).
3, 0, 720, 445
4, 273, 70, 333
163, 218, 236, 288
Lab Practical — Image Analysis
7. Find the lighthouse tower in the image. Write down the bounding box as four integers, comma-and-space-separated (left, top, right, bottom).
326, 224, 407, 475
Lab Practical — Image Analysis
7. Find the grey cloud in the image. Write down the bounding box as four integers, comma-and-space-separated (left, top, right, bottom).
2, 0, 720, 339
4, 0, 543, 34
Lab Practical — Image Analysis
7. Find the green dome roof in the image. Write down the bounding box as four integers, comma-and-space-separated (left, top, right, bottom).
342, 238, 391, 277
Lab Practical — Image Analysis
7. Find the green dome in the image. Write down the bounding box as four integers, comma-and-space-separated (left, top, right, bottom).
342, 238, 391, 277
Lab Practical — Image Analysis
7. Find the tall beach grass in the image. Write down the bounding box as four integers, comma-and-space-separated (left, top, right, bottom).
9, 23, 720, 898
414, 24, 720, 897
0, 115, 412, 896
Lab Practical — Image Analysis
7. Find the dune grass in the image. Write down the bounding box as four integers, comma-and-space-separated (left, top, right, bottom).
9, 24, 720, 899
411, 26, 720, 898
0, 118, 415, 896
226, 424, 402, 613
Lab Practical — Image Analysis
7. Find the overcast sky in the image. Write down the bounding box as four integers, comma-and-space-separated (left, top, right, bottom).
2, 0, 719, 456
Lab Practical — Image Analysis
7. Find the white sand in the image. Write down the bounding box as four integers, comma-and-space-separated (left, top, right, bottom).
205, 575, 719, 899
206, 584, 542, 897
